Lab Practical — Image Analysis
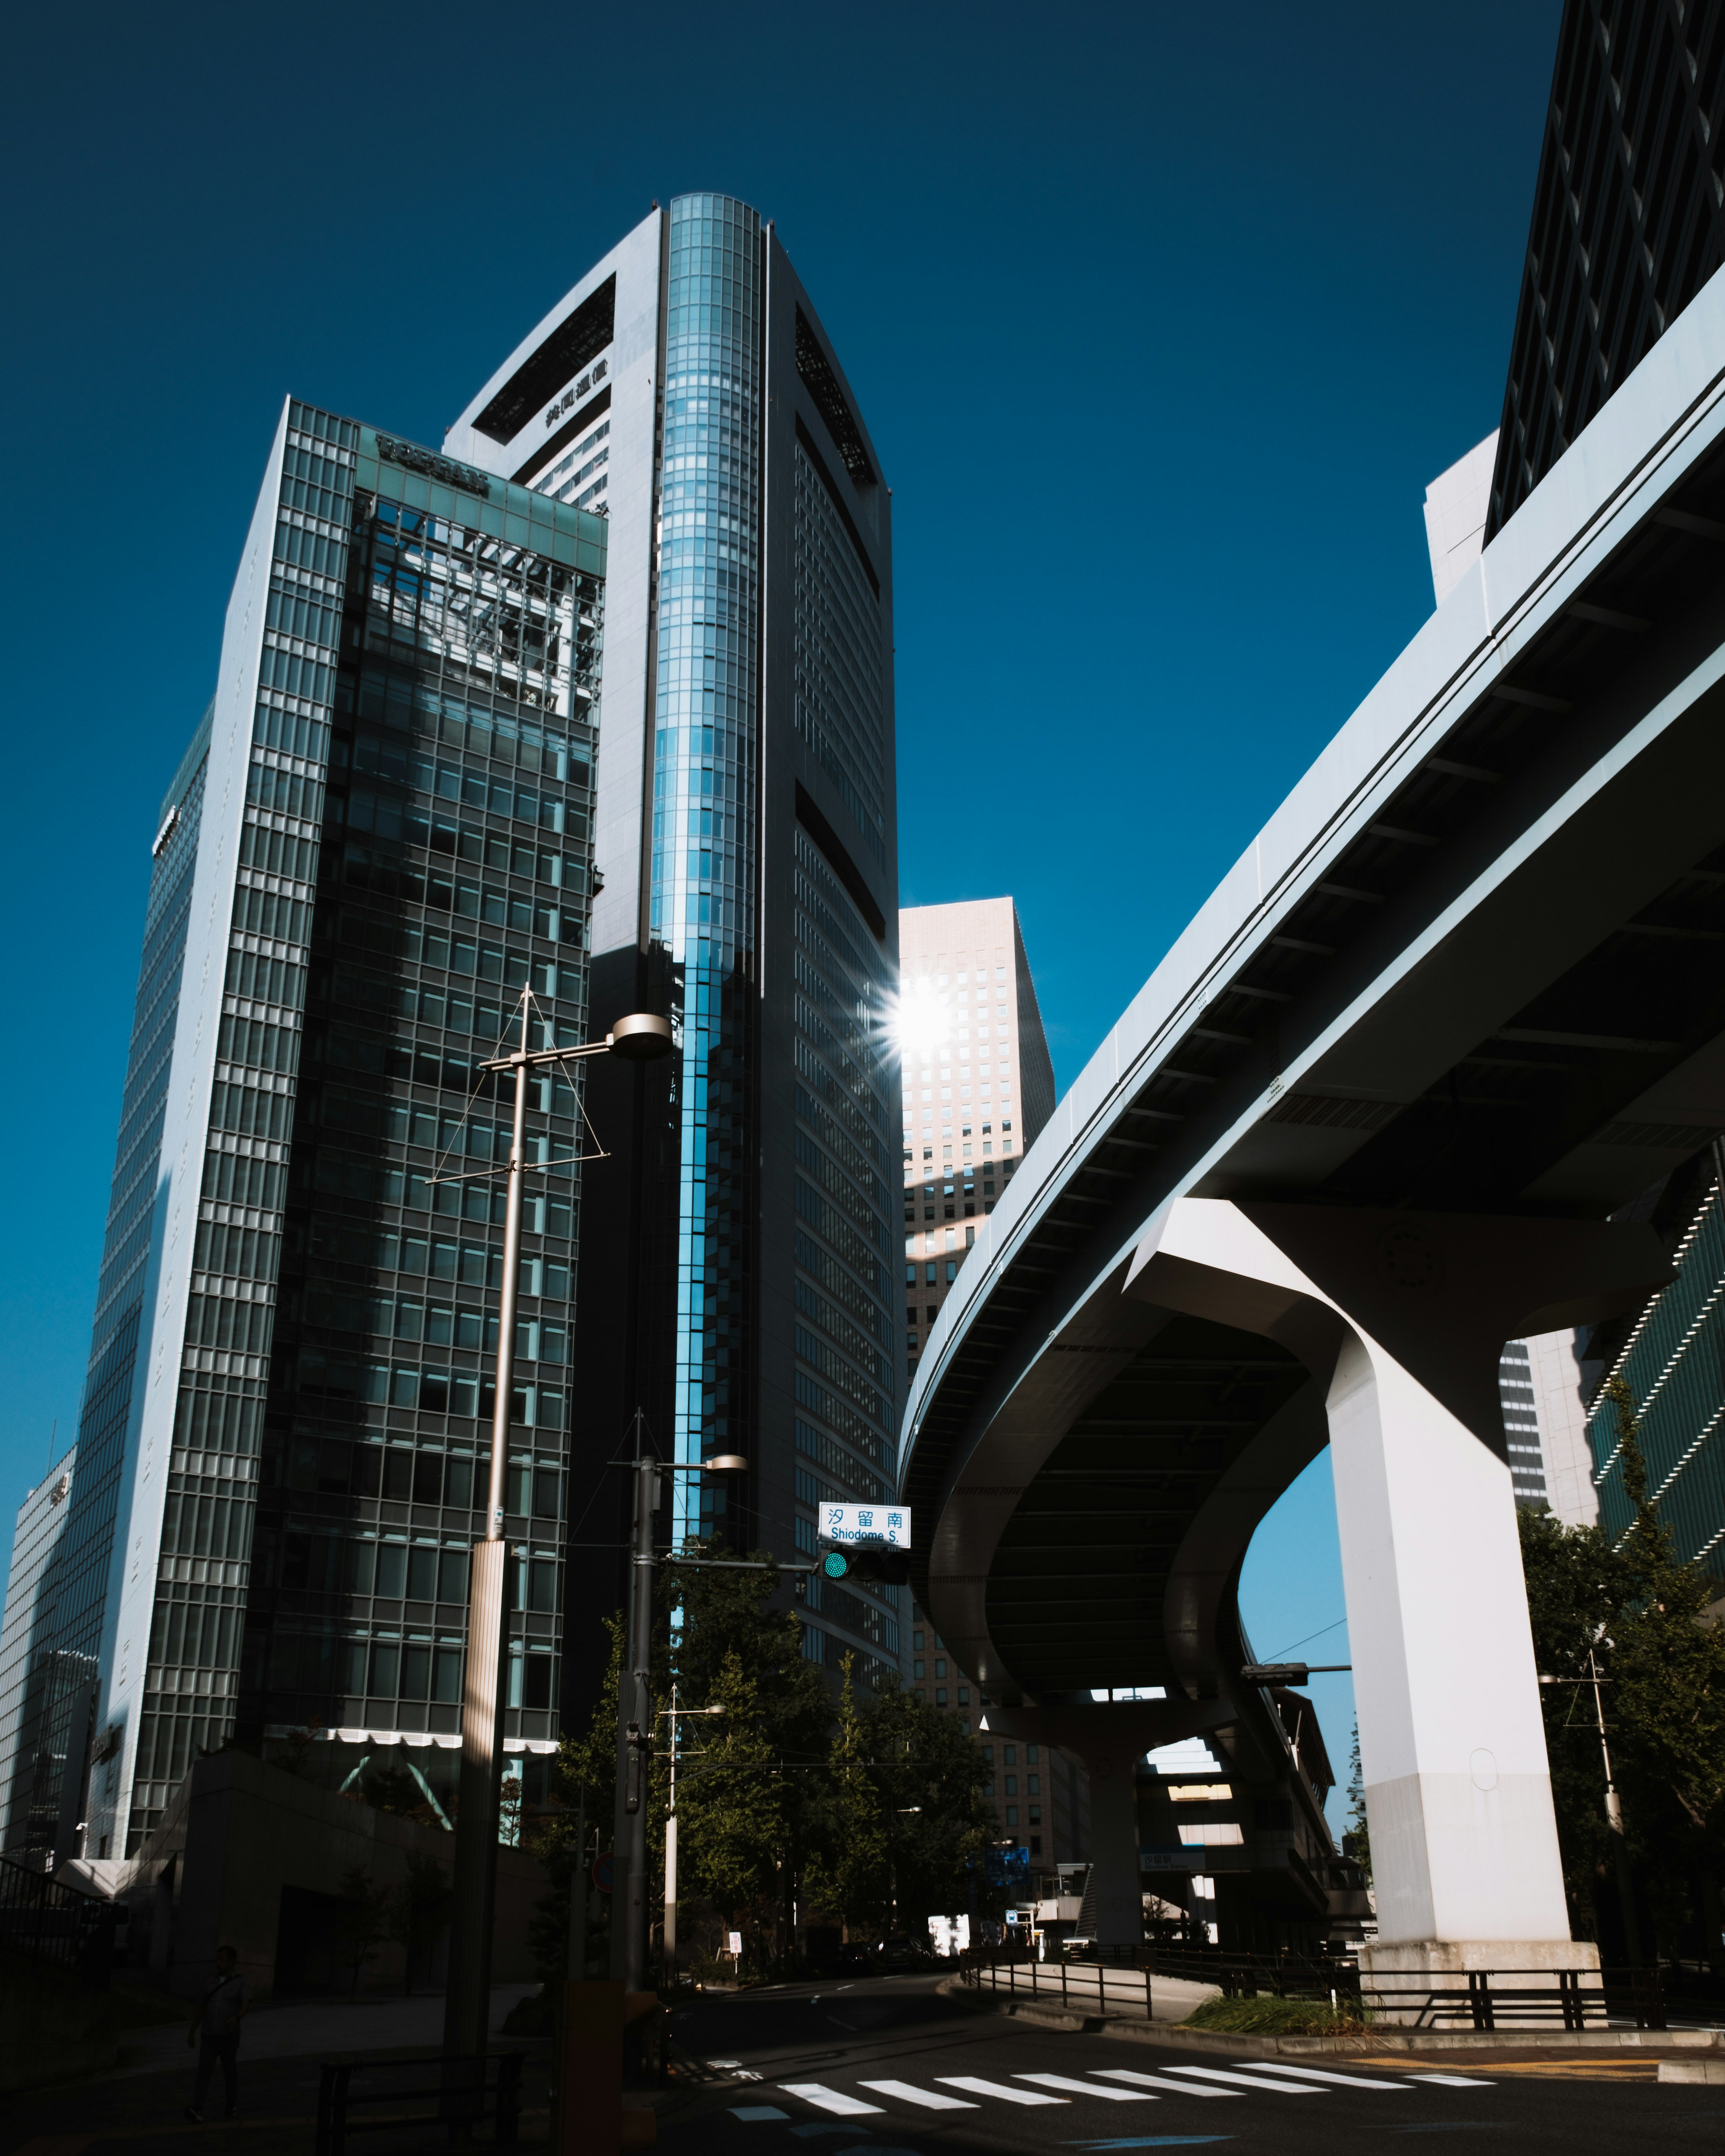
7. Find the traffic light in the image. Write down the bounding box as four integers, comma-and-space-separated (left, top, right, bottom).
820, 1540, 909, 1586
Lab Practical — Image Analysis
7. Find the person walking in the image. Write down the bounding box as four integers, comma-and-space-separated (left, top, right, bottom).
184, 1945, 251, 2122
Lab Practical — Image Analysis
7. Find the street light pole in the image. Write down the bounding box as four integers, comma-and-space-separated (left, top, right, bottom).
442, 998, 671, 2064
610, 1445, 747, 1993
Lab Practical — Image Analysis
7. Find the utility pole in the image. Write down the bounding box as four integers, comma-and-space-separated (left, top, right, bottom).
659, 1688, 723, 1981
1589, 1646, 1641, 1966
442, 998, 671, 2064
567, 1779, 588, 1981
1539, 1651, 1641, 1968
609, 1435, 747, 1993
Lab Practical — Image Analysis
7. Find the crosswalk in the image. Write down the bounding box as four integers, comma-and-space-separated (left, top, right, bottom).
736, 2058, 1497, 2125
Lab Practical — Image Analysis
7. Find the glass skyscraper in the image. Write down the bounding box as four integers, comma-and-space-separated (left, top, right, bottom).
446, 196, 903, 1716
0, 400, 608, 1860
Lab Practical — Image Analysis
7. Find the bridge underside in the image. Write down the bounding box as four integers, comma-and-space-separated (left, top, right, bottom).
984, 1316, 1307, 1697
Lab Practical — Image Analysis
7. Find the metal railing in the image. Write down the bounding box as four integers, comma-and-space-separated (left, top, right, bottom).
314, 2054, 523, 2156
0, 1853, 115, 1988
965, 1944, 1669, 2031
1358, 1968, 1665, 2032
963, 1953, 1154, 2018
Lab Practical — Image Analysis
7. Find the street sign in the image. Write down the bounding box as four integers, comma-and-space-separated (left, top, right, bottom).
593, 1851, 614, 1894
727, 1930, 743, 1955
820, 1503, 910, 1547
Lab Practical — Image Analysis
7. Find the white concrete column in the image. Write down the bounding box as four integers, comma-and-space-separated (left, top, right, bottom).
1126, 1197, 1666, 1965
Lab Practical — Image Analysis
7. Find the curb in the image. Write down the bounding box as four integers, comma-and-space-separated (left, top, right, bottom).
937, 1976, 1725, 2056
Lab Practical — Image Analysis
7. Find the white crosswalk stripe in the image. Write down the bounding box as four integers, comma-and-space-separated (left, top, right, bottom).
1164, 2065, 1323, 2094
857, 2080, 980, 2109
1090, 2070, 1242, 2096
935, 2075, 1068, 2104
1236, 2062, 1410, 2090
1407, 2072, 1495, 2085
775, 2083, 884, 2114
1015, 2073, 1157, 2101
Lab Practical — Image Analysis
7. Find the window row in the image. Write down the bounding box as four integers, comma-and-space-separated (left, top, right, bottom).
278, 1531, 558, 1602
263, 1632, 557, 1710
281, 1433, 564, 1510
339, 784, 571, 846
294, 1353, 567, 1423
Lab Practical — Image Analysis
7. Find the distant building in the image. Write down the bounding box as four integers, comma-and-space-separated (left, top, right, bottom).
1422, 431, 1497, 605
0, 1448, 84, 1856
1497, 1341, 1549, 1507
1586, 1162, 1725, 1579
898, 897, 1055, 1375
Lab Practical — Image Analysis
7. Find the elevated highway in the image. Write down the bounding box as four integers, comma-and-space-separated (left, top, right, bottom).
901, 272, 1725, 1967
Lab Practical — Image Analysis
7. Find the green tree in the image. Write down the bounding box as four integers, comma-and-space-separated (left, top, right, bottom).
674, 1648, 791, 1946
388, 1852, 452, 1994
1602, 1378, 1725, 1956
1342, 1723, 1371, 1886
848, 1676, 995, 1933
526, 1610, 626, 1979
653, 1545, 832, 1967
1516, 1502, 1635, 1938
801, 1653, 889, 1939
334, 1864, 392, 1996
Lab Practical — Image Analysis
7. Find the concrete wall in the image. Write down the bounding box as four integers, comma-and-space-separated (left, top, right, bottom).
117, 1750, 548, 2001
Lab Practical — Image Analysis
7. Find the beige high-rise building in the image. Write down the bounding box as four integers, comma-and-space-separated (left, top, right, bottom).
897, 899, 1083, 1869
898, 897, 1056, 1372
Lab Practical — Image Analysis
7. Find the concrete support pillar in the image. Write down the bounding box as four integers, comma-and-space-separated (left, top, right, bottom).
1125, 1198, 1666, 1970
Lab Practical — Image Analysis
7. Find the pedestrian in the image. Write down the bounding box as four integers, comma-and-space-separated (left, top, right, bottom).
184, 1944, 251, 2122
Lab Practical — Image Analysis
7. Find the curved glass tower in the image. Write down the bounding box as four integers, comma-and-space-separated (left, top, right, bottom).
651, 197, 763, 1534
447, 196, 903, 1713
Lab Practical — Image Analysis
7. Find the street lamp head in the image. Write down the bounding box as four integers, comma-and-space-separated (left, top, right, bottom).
701, 1453, 749, 1474
607, 1012, 674, 1061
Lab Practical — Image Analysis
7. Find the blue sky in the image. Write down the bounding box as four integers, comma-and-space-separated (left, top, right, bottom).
0, 0, 1562, 1806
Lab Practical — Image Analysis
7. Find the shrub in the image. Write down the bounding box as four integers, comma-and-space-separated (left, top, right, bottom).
1183, 1992, 1367, 2036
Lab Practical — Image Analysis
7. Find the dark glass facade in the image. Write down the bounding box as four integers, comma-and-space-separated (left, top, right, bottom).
1490, 0, 1725, 534
0, 398, 609, 1860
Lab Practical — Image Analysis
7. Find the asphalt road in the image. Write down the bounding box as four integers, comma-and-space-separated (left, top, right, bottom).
658, 1973, 1725, 2154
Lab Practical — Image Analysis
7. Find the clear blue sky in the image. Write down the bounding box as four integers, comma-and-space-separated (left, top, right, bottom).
0, 0, 1561, 1802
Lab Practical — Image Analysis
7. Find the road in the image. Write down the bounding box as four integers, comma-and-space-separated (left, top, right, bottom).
657, 1972, 1725, 2154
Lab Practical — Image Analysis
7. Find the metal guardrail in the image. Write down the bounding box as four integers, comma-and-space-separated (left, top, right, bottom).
964, 1955, 1155, 2017
315, 2054, 523, 2156
967, 1946, 1668, 2030
0, 1853, 115, 1988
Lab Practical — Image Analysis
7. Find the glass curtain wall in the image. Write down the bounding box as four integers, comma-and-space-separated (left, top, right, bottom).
650, 194, 762, 1542
63, 723, 210, 1857
246, 428, 604, 1826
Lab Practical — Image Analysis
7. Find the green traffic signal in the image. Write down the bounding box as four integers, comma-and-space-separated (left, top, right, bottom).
822, 1549, 851, 1580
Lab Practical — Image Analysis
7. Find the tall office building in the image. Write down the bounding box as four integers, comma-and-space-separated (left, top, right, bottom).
897, 898, 1055, 1374
1584, 1154, 1725, 1576
0, 399, 608, 1860
1489, 0, 1725, 535
444, 198, 903, 1705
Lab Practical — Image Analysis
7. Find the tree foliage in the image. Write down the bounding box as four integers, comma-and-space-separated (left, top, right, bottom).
524, 1551, 1001, 1973
1517, 1374, 1725, 1960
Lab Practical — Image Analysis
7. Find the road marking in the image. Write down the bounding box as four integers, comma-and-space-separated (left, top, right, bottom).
858, 2080, 980, 2109
826, 2017, 859, 2031
937, 2075, 1069, 2104
777, 2083, 885, 2115
1234, 2062, 1408, 2090
1018, 2074, 1158, 2101
1162, 2067, 1322, 2094
1090, 2072, 1241, 2096
1063, 2141, 1237, 2151
1403, 2073, 1496, 2086
730, 2107, 788, 2121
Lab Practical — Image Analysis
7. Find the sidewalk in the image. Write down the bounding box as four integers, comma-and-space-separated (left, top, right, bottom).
108, 1982, 539, 2078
